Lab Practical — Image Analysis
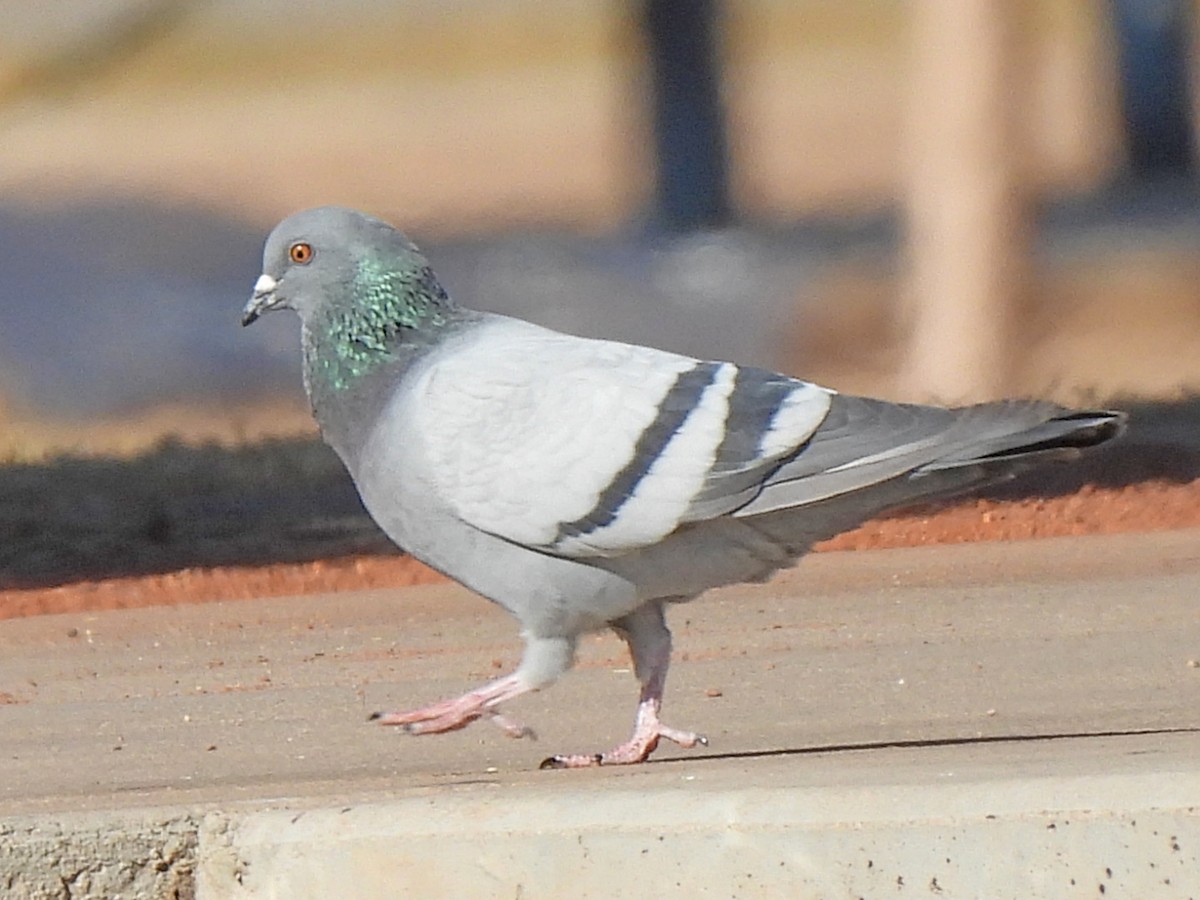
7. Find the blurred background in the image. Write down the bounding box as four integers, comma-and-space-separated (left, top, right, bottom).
2, 0, 1199, 459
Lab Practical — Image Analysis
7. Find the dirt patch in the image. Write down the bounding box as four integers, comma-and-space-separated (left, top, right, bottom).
1, 479, 1197, 622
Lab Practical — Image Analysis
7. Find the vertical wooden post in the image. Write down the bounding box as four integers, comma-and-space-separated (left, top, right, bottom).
902, 0, 1028, 402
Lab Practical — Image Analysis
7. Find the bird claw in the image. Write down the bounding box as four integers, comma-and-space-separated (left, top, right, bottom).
372, 706, 534, 739
539, 723, 708, 769
485, 710, 537, 740
540, 753, 603, 770
369, 673, 535, 739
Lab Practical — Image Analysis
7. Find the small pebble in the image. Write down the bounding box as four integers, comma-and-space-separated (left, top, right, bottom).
704, 688, 723, 698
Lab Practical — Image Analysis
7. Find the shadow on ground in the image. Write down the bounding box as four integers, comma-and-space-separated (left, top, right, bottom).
0, 396, 1196, 590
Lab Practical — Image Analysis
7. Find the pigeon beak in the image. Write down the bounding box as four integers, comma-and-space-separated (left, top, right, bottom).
241, 274, 282, 326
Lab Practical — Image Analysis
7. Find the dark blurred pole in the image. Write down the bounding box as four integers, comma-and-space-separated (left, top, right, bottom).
643, 0, 732, 231
1109, 0, 1195, 176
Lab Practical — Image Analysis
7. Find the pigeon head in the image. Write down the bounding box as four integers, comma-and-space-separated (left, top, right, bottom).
241, 206, 451, 331
244, 206, 460, 405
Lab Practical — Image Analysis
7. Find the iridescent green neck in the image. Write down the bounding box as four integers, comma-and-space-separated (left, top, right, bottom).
307, 256, 455, 395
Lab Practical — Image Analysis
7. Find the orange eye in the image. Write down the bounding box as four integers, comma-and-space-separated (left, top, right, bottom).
289, 242, 314, 264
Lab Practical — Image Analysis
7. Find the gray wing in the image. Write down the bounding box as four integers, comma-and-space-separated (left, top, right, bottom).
414, 312, 1122, 567
413, 318, 837, 559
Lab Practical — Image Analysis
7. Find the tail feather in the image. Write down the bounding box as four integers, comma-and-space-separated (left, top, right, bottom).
734, 397, 1125, 518
917, 410, 1125, 472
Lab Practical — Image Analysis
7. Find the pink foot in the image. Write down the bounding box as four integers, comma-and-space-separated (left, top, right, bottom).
539, 702, 707, 768
370, 673, 535, 739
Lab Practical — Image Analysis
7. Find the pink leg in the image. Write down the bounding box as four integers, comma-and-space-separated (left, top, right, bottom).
371, 672, 535, 738
371, 635, 576, 742
541, 603, 706, 768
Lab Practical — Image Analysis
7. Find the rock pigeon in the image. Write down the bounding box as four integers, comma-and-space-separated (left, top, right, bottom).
242, 206, 1124, 768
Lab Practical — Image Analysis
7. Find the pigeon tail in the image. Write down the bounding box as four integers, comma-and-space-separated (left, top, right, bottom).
734, 399, 1125, 518
915, 409, 1125, 473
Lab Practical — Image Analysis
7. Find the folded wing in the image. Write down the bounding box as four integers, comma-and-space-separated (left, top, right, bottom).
414, 315, 1123, 563
411, 317, 832, 557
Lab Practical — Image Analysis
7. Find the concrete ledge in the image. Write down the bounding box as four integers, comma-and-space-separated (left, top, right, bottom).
0, 811, 199, 900
7, 732, 1196, 899
194, 733, 1200, 899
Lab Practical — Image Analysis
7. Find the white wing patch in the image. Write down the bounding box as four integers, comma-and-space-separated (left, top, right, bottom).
411, 317, 702, 554
758, 383, 833, 458
553, 362, 737, 555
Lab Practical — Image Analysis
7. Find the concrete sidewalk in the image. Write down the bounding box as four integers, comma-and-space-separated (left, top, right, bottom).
1, 530, 1198, 897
